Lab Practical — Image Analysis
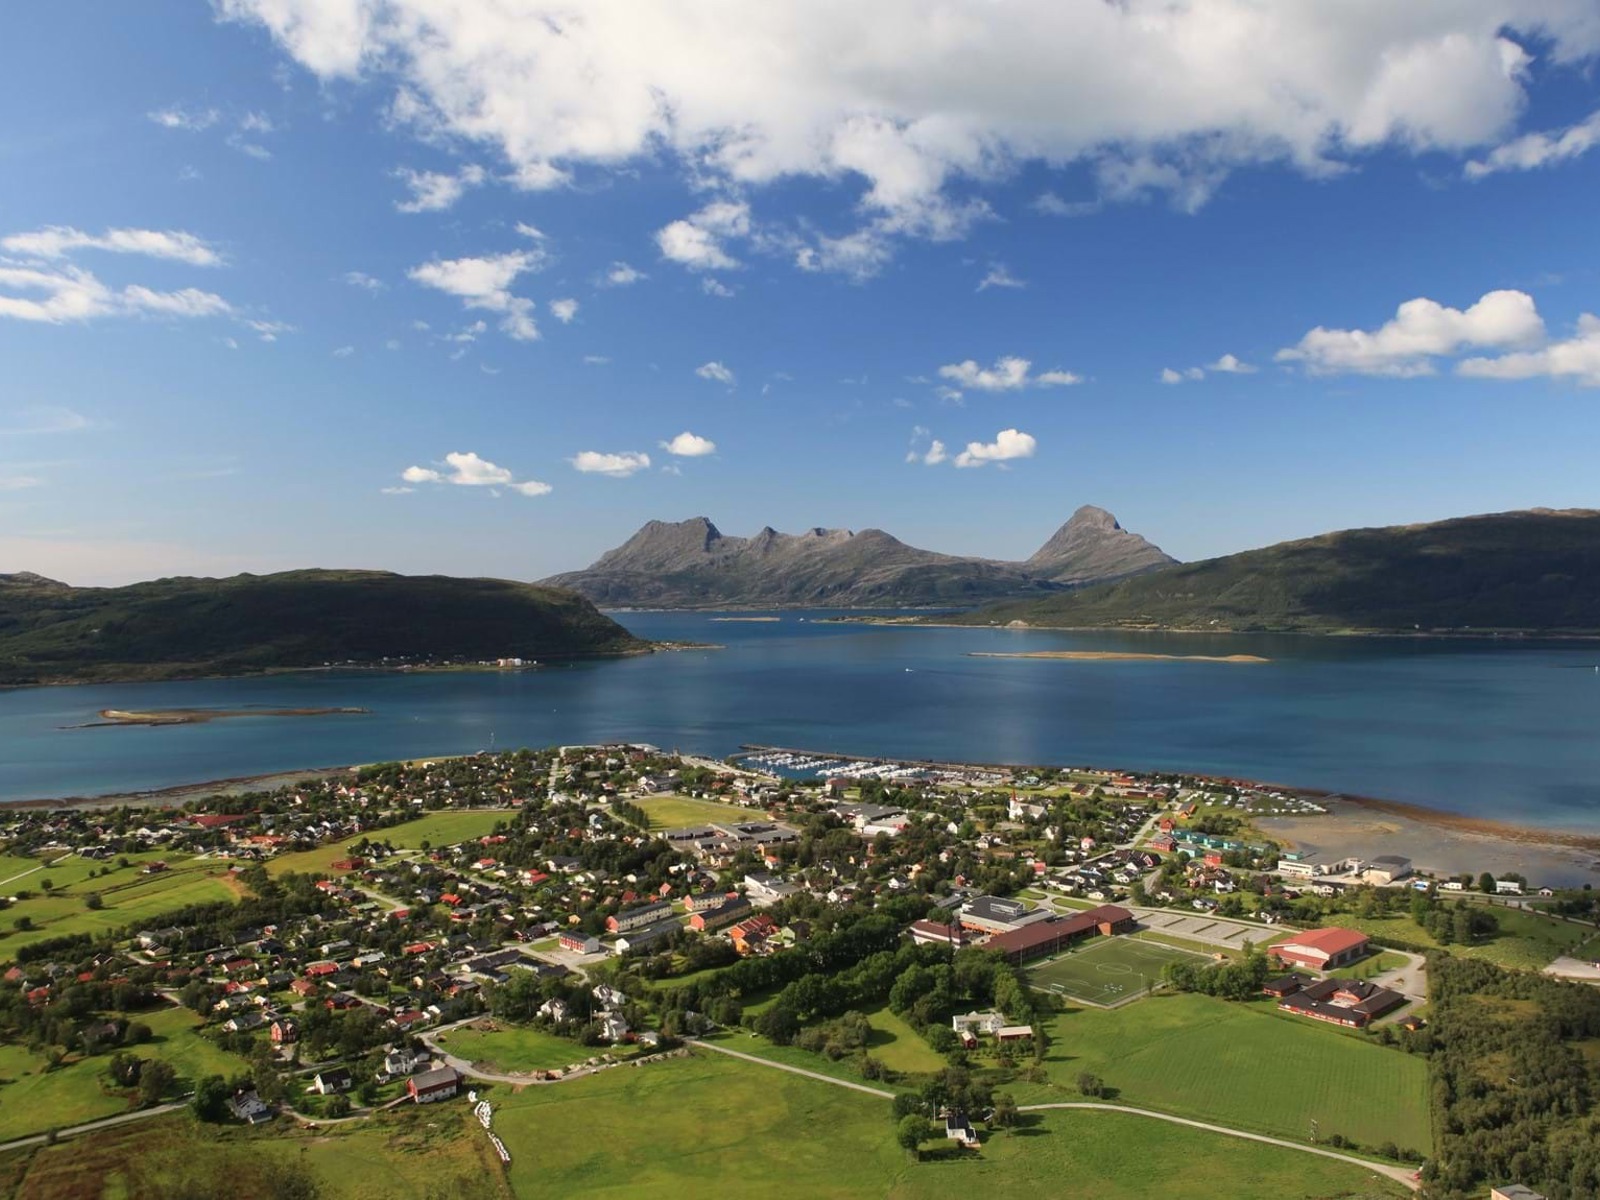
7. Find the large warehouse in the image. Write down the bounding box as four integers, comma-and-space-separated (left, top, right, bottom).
1270, 927, 1370, 971
986, 904, 1136, 964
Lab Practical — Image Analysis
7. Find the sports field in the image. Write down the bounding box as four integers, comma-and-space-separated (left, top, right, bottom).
639, 793, 751, 829
1026, 936, 1197, 1006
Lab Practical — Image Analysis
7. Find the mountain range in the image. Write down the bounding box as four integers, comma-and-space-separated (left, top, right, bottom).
539, 505, 1176, 608
956, 508, 1600, 634
0, 569, 643, 685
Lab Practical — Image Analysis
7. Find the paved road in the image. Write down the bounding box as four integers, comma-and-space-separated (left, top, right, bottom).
0, 1101, 190, 1154
688, 1039, 895, 1099
1019, 1102, 1419, 1191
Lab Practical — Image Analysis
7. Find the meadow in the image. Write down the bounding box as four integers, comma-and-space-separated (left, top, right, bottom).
638, 793, 752, 830
1016, 991, 1432, 1155
433, 1023, 606, 1074
1324, 906, 1600, 971
266, 808, 513, 876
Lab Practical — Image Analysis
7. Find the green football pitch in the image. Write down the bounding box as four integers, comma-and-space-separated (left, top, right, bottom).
1026, 936, 1199, 1006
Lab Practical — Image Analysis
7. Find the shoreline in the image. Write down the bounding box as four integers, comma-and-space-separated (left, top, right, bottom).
68, 706, 370, 729
967, 650, 1270, 664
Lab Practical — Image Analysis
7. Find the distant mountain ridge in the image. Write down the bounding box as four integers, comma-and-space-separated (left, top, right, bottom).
0, 569, 644, 685
541, 505, 1175, 608
953, 508, 1600, 634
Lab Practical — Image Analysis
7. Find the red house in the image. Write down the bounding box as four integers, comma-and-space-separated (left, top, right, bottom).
1270, 928, 1369, 971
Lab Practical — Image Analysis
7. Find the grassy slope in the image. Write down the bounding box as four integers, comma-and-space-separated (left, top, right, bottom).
265, 808, 513, 878
1017, 992, 1431, 1154
960, 508, 1600, 633
0, 569, 644, 685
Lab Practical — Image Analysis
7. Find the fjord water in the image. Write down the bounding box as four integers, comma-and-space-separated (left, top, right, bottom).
3, 613, 1600, 829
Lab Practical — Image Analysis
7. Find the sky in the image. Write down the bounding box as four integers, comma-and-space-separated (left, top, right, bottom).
3, 1, 1600, 586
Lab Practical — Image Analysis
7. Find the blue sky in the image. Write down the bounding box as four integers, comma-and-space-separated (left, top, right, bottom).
3, 1, 1600, 585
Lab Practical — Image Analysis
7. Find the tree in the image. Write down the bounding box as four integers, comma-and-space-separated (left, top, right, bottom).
1076, 1072, 1104, 1098
896, 1114, 933, 1161
140, 1059, 177, 1106
1479, 872, 1497, 894
992, 1092, 1020, 1129
85, 892, 104, 911
192, 1074, 231, 1122
891, 1093, 923, 1120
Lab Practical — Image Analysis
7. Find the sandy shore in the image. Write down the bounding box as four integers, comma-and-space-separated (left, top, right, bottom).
1259, 796, 1600, 888
968, 650, 1269, 664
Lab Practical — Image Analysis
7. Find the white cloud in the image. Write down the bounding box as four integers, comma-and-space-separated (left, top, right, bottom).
0, 406, 91, 436
603, 261, 645, 287
507, 160, 571, 191
0, 475, 44, 492
333, 344, 355, 357
1277, 289, 1546, 376
1161, 355, 1254, 382
571, 450, 651, 477
400, 450, 551, 495
1209, 353, 1256, 374
123, 286, 235, 319
582, 354, 610, 365
244, 318, 294, 341
954, 428, 1037, 468
701, 277, 734, 298
905, 426, 949, 466
936, 356, 1080, 392
661, 431, 716, 457
239, 111, 276, 134
344, 270, 384, 291
409, 250, 544, 340
220, 0, 1600, 270
696, 360, 735, 385
1, 226, 222, 267
549, 297, 579, 323
1160, 367, 1198, 384
657, 201, 750, 271
1458, 313, 1600, 387
1032, 192, 1100, 217
148, 107, 220, 131
0, 261, 234, 325
395, 164, 486, 212
381, 485, 414, 494
977, 264, 1025, 291
1466, 109, 1600, 178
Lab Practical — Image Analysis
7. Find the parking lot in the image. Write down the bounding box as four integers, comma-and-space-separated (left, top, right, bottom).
1133, 909, 1280, 950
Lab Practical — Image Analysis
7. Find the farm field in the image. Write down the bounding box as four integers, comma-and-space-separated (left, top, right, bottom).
267, 808, 513, 876
0, 862, 240, 959
487, 1049, 1407, 1200
1017, 991, 1431, 1155
1324, 906, 1599, 971
436, 1023, 605, 1074
1026, 936, 1199, 1006
638, 793, 752, 830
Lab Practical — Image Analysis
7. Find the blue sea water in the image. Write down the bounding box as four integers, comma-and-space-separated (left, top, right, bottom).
3, 613, 1600, 828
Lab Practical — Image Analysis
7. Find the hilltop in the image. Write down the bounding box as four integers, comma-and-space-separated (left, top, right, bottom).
0, 569, 645, 685
953, 508, 1600, 634
540, 505, 1175, 608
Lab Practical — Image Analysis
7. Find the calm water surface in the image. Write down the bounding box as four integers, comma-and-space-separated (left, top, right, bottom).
3, 613, 1600, 828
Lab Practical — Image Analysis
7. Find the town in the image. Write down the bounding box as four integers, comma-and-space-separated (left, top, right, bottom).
1, 744, 1596, 1200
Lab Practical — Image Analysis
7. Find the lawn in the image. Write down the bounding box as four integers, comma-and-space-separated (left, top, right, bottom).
1324, 905, 1600, 971
267, 808, 513, 876
0, 864, 240, 960
0, 1042, 134, 1142
435, 1023, 602, 1073
638, 793, 752, 830
487, 1048, 1407, 1200
861, 1003, 947, 1074
1327, 951, 1411, 981
1018, 991, 1432, 1155
1026, 936, 1200, 1006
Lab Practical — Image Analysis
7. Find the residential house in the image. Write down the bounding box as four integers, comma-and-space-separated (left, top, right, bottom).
408, 1065, 462, 1104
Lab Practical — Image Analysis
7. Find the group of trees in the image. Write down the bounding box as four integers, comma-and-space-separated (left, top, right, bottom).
1161, 943, 1272, 1000
105, 1052, 176, 1105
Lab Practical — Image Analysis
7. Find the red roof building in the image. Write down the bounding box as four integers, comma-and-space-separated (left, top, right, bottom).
1270, 928, 1369, 971
986, 905, 1136, 964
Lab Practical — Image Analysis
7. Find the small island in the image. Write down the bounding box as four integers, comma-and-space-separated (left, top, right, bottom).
76, 706, 370, 728
968, 650, 1270, 664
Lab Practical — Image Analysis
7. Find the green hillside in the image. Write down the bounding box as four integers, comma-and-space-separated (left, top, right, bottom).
0, 569, 645, 684
954, 508, 1600, 634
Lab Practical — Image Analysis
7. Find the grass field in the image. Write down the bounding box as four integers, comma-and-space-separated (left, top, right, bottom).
0, 863, 240, 960
0, 1042, 133, 1143
1026, 936, 1198, 1006
485, 1048, 1407, 1200
1327, 951, 1411, 981
860, 1003, 947, 1074
435, 1023, 603, 1073
135, 1004, 253, 1090
1324, 906, 1600, 971
1016, 992, 1431, 1154
266, 808, 513, 876
638, 793, 751, 830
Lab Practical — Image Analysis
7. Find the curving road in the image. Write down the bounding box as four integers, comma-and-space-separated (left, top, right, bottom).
688, 1038, 895, 1098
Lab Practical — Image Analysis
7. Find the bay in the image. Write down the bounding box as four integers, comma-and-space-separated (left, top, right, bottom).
3, 612, 1600, 830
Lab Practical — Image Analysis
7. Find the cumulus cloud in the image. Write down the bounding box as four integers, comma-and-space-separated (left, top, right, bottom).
954, 428, 1037, 468
977, 264, 1025, 291
0, 262, 234, 325
506, 160, 571, 191
2, 226, 222, 267
603, 261, 645, 287
343, 270, 383, 292
1277, 289, 1546, 376
696, 360, 735, 385
701, 278, 734, 298
937, 356, 1080, 392
549, 298, 578, 323
661, 431, 716, 457
571, 450, 651, 477
1466, 109, 1600, 178
218, 0, 1600, 271
1458, 313, 1600, 387
905, 427, 947, 466
657, 201, 749, 271
148, 107, 220, 131
395, 164, 486, 212
1160, 354, 1256, 383
400, 450, 551, 496
409, 248, 545, 340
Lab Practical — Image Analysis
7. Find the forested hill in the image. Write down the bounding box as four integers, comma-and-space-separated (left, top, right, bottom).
0, 569, 645, 684
950, 509, 1600, 634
